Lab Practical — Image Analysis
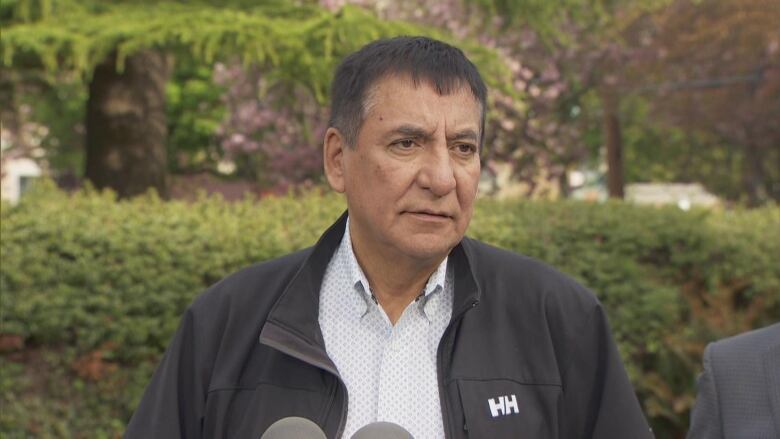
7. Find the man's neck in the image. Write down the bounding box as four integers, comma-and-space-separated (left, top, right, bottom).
349, 228, 445, 325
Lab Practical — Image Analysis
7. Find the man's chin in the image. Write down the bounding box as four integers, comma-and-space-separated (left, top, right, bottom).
395, 235, 460, 262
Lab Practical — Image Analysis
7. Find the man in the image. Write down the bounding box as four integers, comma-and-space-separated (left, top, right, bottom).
687, 323, 780, 439
126, 36, 653, 438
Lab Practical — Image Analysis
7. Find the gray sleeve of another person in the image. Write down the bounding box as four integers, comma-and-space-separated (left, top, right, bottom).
687, 344, 724, 439
687, 323, 780, 439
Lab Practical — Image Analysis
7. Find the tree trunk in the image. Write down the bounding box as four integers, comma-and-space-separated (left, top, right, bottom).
741, 136, 768, 206
85, 50, 172, 198
601, 89, 625, 199
558, 170, 571, 198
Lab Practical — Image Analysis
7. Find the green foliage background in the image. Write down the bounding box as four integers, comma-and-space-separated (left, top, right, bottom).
165, 59, 226, 173
1, 182, 778, 437
0, 1, 516, 101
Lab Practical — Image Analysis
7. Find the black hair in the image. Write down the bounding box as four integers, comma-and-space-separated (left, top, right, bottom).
328, 36, 488, 148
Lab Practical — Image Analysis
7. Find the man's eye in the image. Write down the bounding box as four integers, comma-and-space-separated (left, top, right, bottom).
393, 139, 416, 149
455, 143, 477, 155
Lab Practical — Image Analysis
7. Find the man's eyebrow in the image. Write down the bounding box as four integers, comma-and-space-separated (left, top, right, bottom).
447, 129, 478, 143
385, 124, 435, 142
384, 125, 479, 143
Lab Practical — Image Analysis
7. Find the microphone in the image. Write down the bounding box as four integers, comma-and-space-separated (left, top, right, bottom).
351, 422, 414, 439
260, 417, 327, 439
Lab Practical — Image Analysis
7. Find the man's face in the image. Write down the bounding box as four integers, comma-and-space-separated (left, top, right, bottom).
324, 75, 482, 263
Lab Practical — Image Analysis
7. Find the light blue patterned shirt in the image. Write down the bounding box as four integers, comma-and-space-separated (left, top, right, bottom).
318, 218, 454, 438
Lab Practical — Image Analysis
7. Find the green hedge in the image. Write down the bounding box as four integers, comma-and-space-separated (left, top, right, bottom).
1, 182, 778, 438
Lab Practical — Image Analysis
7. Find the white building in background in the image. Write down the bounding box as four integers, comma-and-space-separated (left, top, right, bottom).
568, 169, 608, 202
1, 157, 42, 204
566, 169, 721, 209
625, 183, 720, 210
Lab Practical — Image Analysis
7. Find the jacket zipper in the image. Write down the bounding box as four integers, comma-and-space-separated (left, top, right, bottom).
323, 372, 348, 439
438, 299, 479, 439
258, 327, 348, 438
332, 377, 348, 438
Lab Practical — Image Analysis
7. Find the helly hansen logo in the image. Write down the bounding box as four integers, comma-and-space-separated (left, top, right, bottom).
488, 394, 519, 417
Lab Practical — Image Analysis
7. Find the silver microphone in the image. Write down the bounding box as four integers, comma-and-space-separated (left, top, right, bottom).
260, 417, 327, 439
351, 422, 414, 438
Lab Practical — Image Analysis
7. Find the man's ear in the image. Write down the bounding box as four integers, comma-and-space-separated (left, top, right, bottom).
323, 127, 346, 193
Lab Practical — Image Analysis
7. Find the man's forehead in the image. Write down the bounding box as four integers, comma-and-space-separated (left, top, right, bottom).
362, 73, 481, 118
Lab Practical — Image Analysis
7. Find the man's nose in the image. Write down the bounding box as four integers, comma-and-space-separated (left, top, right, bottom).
417, 145, 457, 197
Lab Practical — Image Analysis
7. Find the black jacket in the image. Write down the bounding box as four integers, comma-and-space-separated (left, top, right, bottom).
125, 214, 654, 438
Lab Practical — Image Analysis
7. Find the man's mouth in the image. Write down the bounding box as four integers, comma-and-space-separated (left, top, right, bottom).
404, 210, 453, 220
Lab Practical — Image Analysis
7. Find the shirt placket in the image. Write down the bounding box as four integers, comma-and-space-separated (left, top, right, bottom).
376, 305, 410, 423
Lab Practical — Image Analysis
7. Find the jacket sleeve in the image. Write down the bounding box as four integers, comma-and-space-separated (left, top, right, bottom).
560, 303, 655, 439
686, 344, 723, 439
124, 308, 208, 438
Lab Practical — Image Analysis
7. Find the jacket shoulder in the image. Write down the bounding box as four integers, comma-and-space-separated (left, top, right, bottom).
189, 247, 313, 318
709, 323, 780, 361
462, 237, 600, 310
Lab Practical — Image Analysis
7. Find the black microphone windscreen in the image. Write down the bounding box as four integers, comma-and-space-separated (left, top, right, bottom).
260, 417, 327, 439
350, 421, 414, 439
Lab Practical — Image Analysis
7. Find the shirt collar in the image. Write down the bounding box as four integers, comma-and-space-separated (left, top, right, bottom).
340, 217, 448, 319
416, 260, 450, 322
341, 218, 374, 316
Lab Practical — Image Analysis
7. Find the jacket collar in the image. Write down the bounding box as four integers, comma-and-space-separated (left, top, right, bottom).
259, 211, 482, 371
